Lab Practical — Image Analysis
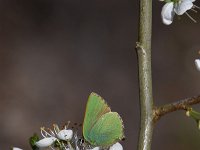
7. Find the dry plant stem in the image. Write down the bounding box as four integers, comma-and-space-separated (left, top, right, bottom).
136, 0, 153, 149
154, 95, 200, 122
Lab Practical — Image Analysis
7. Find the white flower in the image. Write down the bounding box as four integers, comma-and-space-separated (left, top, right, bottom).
161, 0, 198, 25
109, 142, 123, 150
195, 59, 200, 71
57, 129, 73, 141
12, 148, 23, 150
35, 137, 57, 148
161, 2, 175, 25
87, 147, 100, 150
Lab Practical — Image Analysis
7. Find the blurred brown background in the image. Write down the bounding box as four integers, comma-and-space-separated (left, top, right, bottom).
0, 0, 200, 149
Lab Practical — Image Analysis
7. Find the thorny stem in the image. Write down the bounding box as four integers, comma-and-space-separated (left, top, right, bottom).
153, 95, 200, 122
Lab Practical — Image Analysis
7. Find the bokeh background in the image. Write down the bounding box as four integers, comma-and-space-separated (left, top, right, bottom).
0, 0, 200, 149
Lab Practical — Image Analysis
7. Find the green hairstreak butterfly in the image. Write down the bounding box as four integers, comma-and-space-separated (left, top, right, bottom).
83, 92, 124, 148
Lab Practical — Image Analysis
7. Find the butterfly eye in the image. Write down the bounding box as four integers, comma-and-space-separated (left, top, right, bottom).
78, 138, 85, 144
122, 137, 126, 141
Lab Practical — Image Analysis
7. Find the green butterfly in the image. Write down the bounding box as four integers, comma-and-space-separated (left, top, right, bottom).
83, 92, 124, 148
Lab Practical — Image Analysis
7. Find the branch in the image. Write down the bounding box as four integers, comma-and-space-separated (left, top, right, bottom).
136, 0, 153, 149
153, 95, 200, 122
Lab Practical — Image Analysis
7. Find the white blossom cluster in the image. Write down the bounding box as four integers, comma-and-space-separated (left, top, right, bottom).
12, 123, 123, 150
161, 0, 199, 25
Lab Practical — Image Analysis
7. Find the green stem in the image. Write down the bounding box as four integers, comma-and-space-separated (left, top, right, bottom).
136, 0, 153, 149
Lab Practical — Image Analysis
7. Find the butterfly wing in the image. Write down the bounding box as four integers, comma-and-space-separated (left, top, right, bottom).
83, 92, 111, 144
88, 112, 124, 147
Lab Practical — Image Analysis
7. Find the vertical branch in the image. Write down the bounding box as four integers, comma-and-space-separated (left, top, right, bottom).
136, 0, 153, 149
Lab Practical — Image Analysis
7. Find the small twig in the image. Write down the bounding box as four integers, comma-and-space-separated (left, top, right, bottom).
153, 95, 200, 122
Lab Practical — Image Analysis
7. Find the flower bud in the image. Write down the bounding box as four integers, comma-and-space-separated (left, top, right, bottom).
186, 110, 190, 117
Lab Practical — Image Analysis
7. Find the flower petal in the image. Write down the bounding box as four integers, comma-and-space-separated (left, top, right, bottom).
195, 59, 200, 71
161, 2, 175, 25
89, 147, 100, 150
57, 129, 73, 141
12, 148, 23, 150
174, 0, 193, 15
35, 137, 57, 148
109, 142, 123, 150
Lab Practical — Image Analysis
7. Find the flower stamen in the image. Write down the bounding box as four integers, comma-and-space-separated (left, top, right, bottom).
185, 12, 197, 23
64, 121, 71, 130
40, 127, 53, 137
53, 124, 60, 134
193, 5, 200, 10
47, 128, 55, 136
191, 8, 198, 13
49, 146, 55, 150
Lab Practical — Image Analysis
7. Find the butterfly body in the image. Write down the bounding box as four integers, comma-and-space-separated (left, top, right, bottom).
83, 93, 124, 148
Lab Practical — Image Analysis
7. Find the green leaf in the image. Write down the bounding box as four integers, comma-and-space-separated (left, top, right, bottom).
29, 133, 39, 150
